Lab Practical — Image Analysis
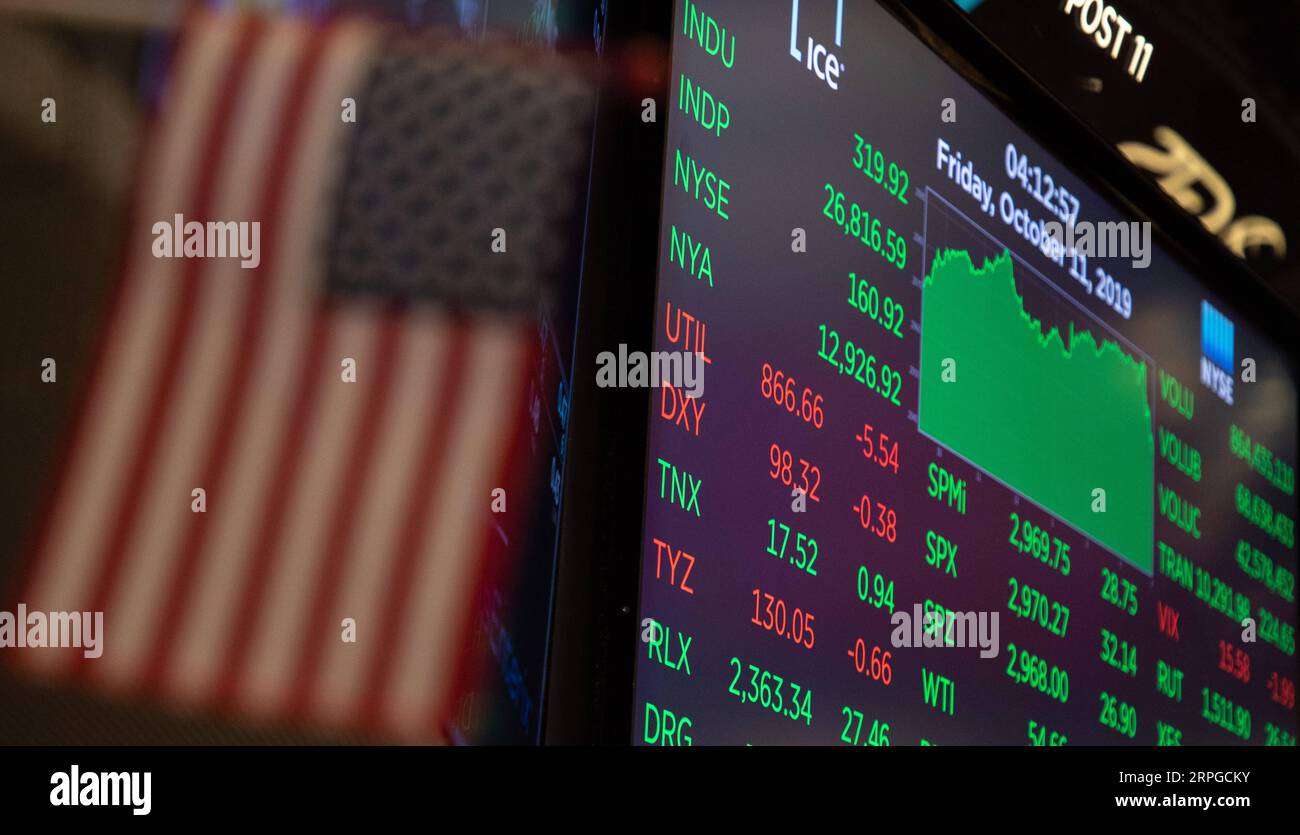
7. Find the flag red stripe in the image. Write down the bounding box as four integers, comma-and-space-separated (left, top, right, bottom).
211, 305, 333, 711
357, 323, 472, 728
76, 15, 267, 684
285, 309, 406, 715
138, 23, 337, 694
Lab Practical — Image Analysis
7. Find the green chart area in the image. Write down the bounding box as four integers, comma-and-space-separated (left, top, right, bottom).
919, 249, 1154, 573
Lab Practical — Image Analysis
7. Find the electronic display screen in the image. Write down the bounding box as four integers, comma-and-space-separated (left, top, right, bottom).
633, 0, 1298, 745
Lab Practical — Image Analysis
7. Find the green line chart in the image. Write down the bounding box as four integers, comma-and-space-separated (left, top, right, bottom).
918, 240, 1155, 573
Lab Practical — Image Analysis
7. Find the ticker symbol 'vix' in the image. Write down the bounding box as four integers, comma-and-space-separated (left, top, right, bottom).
1157, 601, 1181, 641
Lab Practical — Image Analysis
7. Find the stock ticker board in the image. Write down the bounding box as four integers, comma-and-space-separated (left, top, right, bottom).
632, 0, 1299, 746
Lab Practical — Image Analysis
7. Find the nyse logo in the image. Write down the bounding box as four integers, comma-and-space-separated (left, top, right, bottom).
1200, 300, 1234, 406
789, 0, 844, 90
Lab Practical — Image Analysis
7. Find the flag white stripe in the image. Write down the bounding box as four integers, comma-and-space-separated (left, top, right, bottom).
384, 323, 527, 737
313, 315, 449, 723
165, 22, 383, 701
100, 19, 311, 690
238, 304, 384, 715
19, 16, 240, 675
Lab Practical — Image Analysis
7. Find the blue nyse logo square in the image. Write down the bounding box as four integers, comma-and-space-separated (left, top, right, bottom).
1201, 300, 1234, 372
1200, 300, 1235, 405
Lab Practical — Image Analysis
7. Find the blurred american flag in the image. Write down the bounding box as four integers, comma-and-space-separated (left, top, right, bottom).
8, 7, 591, 741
